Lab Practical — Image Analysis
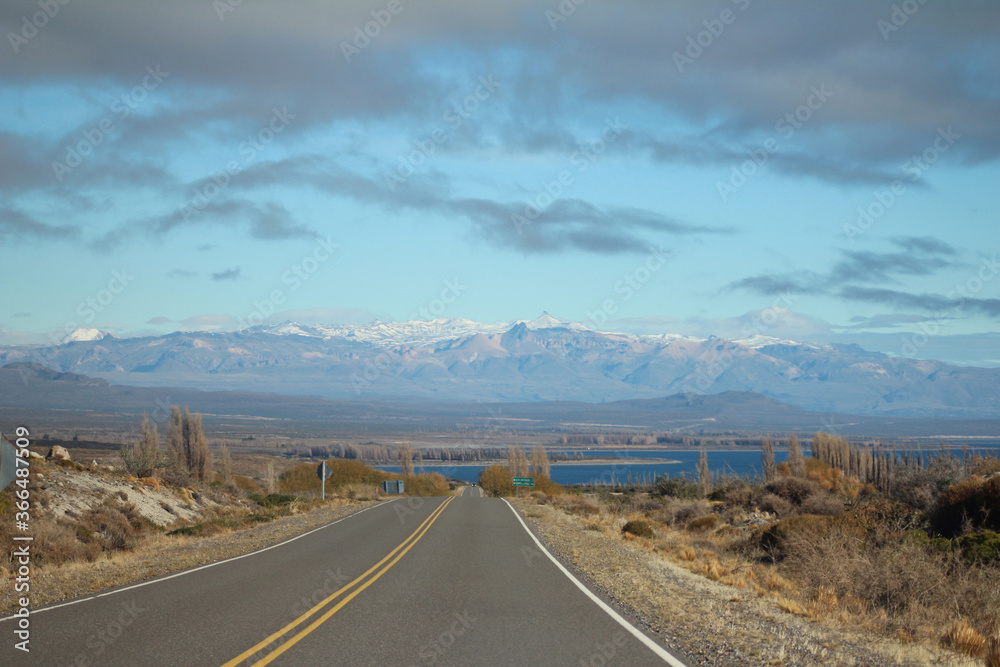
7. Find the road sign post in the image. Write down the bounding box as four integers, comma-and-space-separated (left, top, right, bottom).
316, 461, 333, 500
512, 477, 534, 497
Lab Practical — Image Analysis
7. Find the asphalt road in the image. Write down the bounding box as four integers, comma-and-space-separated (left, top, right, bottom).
1, 491, 685, 666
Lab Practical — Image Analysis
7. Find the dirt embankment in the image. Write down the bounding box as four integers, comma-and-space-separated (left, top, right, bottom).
1, 456, 377, 614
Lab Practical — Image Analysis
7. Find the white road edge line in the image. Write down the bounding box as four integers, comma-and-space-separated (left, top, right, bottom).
503, 499, 688, 667
0, 500, 394, 622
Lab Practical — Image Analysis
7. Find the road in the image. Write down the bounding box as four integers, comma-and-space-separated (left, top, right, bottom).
1, 489, 686, 666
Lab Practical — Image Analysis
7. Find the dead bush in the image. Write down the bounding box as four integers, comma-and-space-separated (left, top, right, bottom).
686, 514, 721, 532
622, 519, 654, 539
800, 493, 845, 516
659, 499, 711, 526
758, 493, 794, 518
724, 484, 755, 508
765, 477, 821, 505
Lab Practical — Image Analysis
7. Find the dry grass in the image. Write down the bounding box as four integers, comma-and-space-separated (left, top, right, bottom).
942, 620, 986, 658
986, 629, 1000, 667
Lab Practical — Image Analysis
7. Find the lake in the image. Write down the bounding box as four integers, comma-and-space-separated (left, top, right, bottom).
375, 446, 1000, 486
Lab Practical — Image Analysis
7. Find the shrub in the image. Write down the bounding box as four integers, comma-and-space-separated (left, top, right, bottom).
935, 475, 1000, 536
232, 475, 262, 493
757, 514, 833, 561
723, 484, 755, 508
622, 520, 654, 538
758, 493, 794, 518
765, 477, 820, 505
531, 475, 563, 496
686, 514, 721, 532
800, 493, 845, 516
955, 531, 1000, 564
654, 476, 703, 499
250, 493, 298, 508
566, 502, 600, 516
659, 499, 711, 526
405, 473, 451, 497
479, 465, 514, 497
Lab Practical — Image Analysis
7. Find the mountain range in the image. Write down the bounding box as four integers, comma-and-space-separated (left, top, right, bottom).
2, 314, 999, 419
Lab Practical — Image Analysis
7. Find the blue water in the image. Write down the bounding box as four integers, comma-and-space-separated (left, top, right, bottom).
375, 446, 1000, 486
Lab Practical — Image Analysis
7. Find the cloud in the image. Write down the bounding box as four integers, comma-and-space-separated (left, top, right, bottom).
608, 308, 832, 341
166, 269, 197, 278
830, 237, 956, 283
12, 312, 30, 318
840, 286, 1000, 317
146, 316, 171, 325
218, 154, 728, 254
727, 272, 825, 296
267, 307, 382, 326
840, 313, 955, 330
91, 199, 318, 250
179, 314, 239, 330
0, 205, 78, 242
211, 267, 241, 281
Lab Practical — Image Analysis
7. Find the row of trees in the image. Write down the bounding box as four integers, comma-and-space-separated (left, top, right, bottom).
119, 406, 220, 483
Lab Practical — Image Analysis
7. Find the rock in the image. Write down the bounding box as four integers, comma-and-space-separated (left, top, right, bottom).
28, 450, 44, 460
46, 445, 71, 461
35, 473, 45, 480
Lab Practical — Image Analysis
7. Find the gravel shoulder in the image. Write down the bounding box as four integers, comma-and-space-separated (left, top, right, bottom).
511, 498, 976, 667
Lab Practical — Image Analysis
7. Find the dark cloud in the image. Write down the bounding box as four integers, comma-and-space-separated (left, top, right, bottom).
216, 154, 727, 254
729, 237, 999, 319
831, 237, 956, 283
727, 273, 825, 296
90, 199, 317, 250
840, 286, 1000, 317
211, 267, 241, 282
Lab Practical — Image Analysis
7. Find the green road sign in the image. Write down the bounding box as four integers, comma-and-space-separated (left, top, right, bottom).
512, 477, 535, 487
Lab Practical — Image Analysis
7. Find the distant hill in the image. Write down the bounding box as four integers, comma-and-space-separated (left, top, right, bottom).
3, 362, 999, 438
2, 315, 1000, 418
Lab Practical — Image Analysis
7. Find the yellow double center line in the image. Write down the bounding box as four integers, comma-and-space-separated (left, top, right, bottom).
221, 496, 455, 667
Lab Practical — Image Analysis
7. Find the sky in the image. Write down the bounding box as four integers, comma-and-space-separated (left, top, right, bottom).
1, 0, 998, 365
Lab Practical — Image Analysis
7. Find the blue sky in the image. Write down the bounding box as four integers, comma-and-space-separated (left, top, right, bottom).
1, 0, 998, 365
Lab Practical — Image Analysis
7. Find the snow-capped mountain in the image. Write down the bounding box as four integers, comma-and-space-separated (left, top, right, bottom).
63, 328, 118, 343
255, 312, 594, 348
2, 315, 999, 418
